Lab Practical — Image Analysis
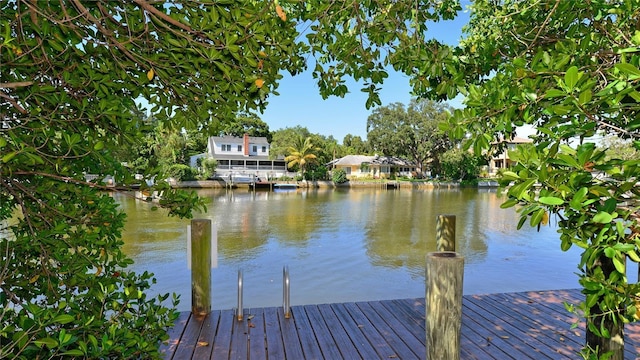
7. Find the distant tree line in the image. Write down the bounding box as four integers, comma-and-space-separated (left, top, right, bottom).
118, 98, 487, 182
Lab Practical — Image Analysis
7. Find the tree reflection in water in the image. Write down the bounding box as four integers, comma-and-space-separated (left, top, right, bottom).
115, 188, 586, 311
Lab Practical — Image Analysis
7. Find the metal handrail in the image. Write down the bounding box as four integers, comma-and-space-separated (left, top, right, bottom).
283, 265, 290, 319
236, 269, 243, 321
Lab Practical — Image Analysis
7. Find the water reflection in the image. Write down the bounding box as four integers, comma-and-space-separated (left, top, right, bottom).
115, 188, 586, 311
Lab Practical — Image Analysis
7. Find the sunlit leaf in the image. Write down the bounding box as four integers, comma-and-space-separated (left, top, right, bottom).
565, 66, 580, 89
539, 196, 564, 205
593, 212, 613, 223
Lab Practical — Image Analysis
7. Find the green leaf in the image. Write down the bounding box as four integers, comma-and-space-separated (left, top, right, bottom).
501, 171, 520, 180
545, 88, 566, 98
616, 63, 640, 79
530, 208, 545, 227
500, 198, 518, 209
2, 151, 17, 163
34, 337, 58, 349
539, 196, 564, 205
627, 250, 640, 262
593, 212, 613, 223
569, 187, 588, 210
62, 350, 85, 356
551, 105, 572, 115
578, 89, 592, 105
613, 256, 625, 273
565, 66, 580, 89
604, 247, 615, 258
52, 314, 75, 324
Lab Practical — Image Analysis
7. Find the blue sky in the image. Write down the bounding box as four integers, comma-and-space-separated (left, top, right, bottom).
260, 5, 472, 143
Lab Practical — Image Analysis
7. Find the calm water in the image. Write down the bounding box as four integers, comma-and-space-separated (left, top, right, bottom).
116, 187, 589, 312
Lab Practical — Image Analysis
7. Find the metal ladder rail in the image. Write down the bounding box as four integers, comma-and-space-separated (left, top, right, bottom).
236, 266, 290, 321
236, 269, 243, 321
283, 265, 290, 319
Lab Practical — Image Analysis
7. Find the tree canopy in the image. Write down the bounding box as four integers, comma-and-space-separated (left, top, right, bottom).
285, 136, 318, 177
413, 1, 640, 357
4, 0, 638, 357
1, 1, 306, 358
219, 112, 272, 142
367, 99, 453, 175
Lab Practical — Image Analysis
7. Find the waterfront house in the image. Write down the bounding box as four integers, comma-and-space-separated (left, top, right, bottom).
488, 136, 533, 176
329, 155, 417, 179
190, 134, 289, 180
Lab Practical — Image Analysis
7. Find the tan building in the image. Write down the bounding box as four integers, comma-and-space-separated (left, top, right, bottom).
488, 136, 533, 175
329, 155, 417, 179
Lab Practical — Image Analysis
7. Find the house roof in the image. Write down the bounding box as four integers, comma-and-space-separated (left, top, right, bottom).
213, 154, 284, 161
211, 135, 269, 145
332, 155, 376, 166
371, 156, 415, 166
331, 155, 416, 167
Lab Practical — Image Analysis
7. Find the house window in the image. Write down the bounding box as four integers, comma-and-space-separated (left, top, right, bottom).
262, 146, 266, 153
253, 145, 257, 152
237, 145, 242, 152
222, 144, 231, 151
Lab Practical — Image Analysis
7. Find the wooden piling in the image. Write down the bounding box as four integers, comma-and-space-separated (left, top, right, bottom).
425, 251, 464, 360
191, 219, 211, 315
436, 215, 456, 252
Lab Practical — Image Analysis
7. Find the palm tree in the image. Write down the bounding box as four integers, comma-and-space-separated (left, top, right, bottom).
285, 136, 318, 178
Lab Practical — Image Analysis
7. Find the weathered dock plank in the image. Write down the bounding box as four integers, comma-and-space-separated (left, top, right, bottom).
210, 309, 234, 359
192, 312, 218, 359
247, 308, 267, 359
289, 305, 325, 359
263, 306, 285, 359
162, 289, 640, 360
355, 300, 423, 359
301, 304, 345, 359
315, 303, 361, 359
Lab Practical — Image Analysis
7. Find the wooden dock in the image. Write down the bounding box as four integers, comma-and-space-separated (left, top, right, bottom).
161, 289, 640, 359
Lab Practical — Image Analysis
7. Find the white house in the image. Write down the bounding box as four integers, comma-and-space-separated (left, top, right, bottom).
190, 134, 290, 180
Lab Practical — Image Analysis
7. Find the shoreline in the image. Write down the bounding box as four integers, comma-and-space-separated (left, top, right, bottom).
167, 179, 500, 189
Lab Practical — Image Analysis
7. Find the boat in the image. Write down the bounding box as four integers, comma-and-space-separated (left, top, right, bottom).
273, 183, 298, 190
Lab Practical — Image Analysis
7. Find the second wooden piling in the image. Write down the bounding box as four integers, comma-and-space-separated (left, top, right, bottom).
436, 214, 456, 251
191, 219, 212, 316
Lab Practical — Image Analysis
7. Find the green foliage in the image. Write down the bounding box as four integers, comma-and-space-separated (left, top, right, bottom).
413, 1, 640, 356
219, 112, 272, 143
0, 0, 303, 357
270, 126, 313, 159
284, 136, 319, 176
366, 99, 453, 175
304, 164, 328, 181
343, 134, 371, 155
332, 168, 348, 184
601, 136, 640, 161
166, 164, 198, 182
0, 183, 179, 359
200, 158, 218, 180
440, 148, 482, 181
11, 0, 638, 357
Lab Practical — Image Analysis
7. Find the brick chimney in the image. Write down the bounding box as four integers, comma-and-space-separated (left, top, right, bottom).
243, 133, 249, 156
